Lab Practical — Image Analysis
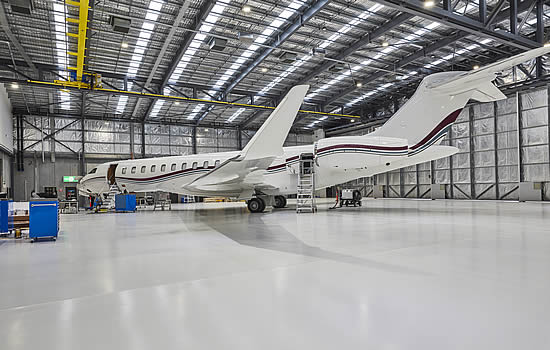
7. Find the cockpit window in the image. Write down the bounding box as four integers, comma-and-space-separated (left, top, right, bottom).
89, 168, 97, 174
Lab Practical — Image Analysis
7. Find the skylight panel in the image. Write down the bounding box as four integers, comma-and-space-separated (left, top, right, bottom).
168, 0, 230, 84
209, 1, 304, 91
227, 108, 245, 123
259, 4, 384, 96
52, 2, 70, 109
117, 0, 166, 113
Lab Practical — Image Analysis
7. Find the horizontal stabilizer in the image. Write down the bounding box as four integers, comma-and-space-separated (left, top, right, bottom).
431, 46, 550, 92
470, 81, 507, 102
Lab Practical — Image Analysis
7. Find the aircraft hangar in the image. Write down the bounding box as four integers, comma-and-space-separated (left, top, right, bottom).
0, 0, 549, 348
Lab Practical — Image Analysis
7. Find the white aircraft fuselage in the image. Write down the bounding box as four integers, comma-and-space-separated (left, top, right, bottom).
79, 133, 457, 198
79, 46, 550, 205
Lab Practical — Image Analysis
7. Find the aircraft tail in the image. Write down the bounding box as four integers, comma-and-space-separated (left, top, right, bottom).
372, 46, 550, 149
239, 85, 309, 160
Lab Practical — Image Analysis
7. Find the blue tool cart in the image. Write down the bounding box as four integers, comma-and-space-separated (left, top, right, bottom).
115, 194, 137, 212
29, 200, 59, 242
0, 199, 13, 235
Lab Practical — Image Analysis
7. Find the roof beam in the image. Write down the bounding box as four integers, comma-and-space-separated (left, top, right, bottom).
141, 0, 216, 121
132, 1, 192, 118
0, 1, 37, 73
369, 0, 541, 50
319, 0, 543, 110
222, 0, 332, 96
321, 32, 469, 108
0, 58, 285, 100
297, 12, 414, 86
196, 0, 332, 125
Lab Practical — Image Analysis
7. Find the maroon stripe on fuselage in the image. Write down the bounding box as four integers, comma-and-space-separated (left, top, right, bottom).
410, 109, 462, 150
286, 155, 299, 162
316, 143, 408, 153
117, 166, 215, 182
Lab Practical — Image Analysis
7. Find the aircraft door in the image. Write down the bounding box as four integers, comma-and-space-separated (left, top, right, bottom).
107, 164, 118, 185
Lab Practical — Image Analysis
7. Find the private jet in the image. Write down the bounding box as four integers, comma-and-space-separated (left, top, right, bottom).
79, 46, 550, 212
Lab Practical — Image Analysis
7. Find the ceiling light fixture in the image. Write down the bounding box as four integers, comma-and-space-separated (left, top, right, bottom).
356, 81, 362, 88
424, 0, 435, 8
261, 67, 268, 73
11, 83, 19, 89
473, 64, 480, 70
175, 101, 180, 105
121, 42, 128, 48
382, 41, 389, 47
242, 4, 251, 13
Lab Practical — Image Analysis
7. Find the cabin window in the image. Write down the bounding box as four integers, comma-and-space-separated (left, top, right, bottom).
89, 168, 97, 174
171, 163, 176, 171
141, 166, 146, 173
151, 165, 156, 172
161, 164, 166, 172
131, 167, 136, 174
203, 161, 209, 168
192, 162, 198, 170
121, 167, 127, 175
181, 163, 187, 170
215, 160, 220, 168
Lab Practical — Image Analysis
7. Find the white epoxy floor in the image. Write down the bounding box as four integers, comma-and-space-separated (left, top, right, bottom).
1, 199, 550, 349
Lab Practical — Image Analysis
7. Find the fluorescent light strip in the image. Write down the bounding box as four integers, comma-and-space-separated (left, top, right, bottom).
117, 0, 165, 114
227, 108, 245, 122
52, 2, 71, 109
309, 1, 484, 105
169, 0, 231, 85
210, 0, 304, 92
149, 87, 171, 118
261, 4, 384, 97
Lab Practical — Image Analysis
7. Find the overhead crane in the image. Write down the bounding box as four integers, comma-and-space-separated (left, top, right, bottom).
12, 0, 362, 121
56, 0, 101, 89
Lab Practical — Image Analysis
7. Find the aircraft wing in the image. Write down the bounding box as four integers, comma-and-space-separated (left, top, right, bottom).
182, 85, 309, 196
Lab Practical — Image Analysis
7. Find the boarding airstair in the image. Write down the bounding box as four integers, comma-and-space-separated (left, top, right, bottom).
100, 184, 121, 211
296, 153, 317, 213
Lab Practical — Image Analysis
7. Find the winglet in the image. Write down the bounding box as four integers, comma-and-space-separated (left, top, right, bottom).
239, 85, 309, 160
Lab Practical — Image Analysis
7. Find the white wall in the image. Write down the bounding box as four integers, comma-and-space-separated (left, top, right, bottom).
0, 83, 13, 153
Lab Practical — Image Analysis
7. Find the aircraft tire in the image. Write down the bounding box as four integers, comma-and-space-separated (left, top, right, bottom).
273, 195, 287, 208
247, 198, 265, 213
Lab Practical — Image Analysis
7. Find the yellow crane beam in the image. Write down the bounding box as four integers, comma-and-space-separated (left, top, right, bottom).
26, 79, 361, 119
65, 0, 90, 83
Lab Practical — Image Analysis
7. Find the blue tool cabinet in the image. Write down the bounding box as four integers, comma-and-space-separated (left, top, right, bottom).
29, 200, 59, 241
115, 194, 137, 212
0, 199, 13, 234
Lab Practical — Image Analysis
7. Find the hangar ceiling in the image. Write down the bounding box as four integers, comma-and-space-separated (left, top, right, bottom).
0, 0, 548, 132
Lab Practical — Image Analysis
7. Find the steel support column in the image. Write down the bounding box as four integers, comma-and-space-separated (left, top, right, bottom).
468, 105, 476, 199
535, 0, 544, 77
510, 0, 518, 34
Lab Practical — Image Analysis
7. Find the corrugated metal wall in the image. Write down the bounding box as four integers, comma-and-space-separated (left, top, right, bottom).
343, 86, 550, 201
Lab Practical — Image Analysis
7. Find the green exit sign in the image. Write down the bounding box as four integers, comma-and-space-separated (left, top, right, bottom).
63, 176, 80, 183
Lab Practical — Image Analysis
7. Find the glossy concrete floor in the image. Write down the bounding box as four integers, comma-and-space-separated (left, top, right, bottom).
1, 199, 550, 349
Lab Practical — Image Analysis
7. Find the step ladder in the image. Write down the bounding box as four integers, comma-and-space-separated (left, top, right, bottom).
100, 184, 121, 211
296, 153, 317, 213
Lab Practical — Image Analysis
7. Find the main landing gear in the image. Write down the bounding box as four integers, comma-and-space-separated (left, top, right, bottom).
247, 195, 287, 213
273, 195, 287, 209
247, 197, 266, 213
